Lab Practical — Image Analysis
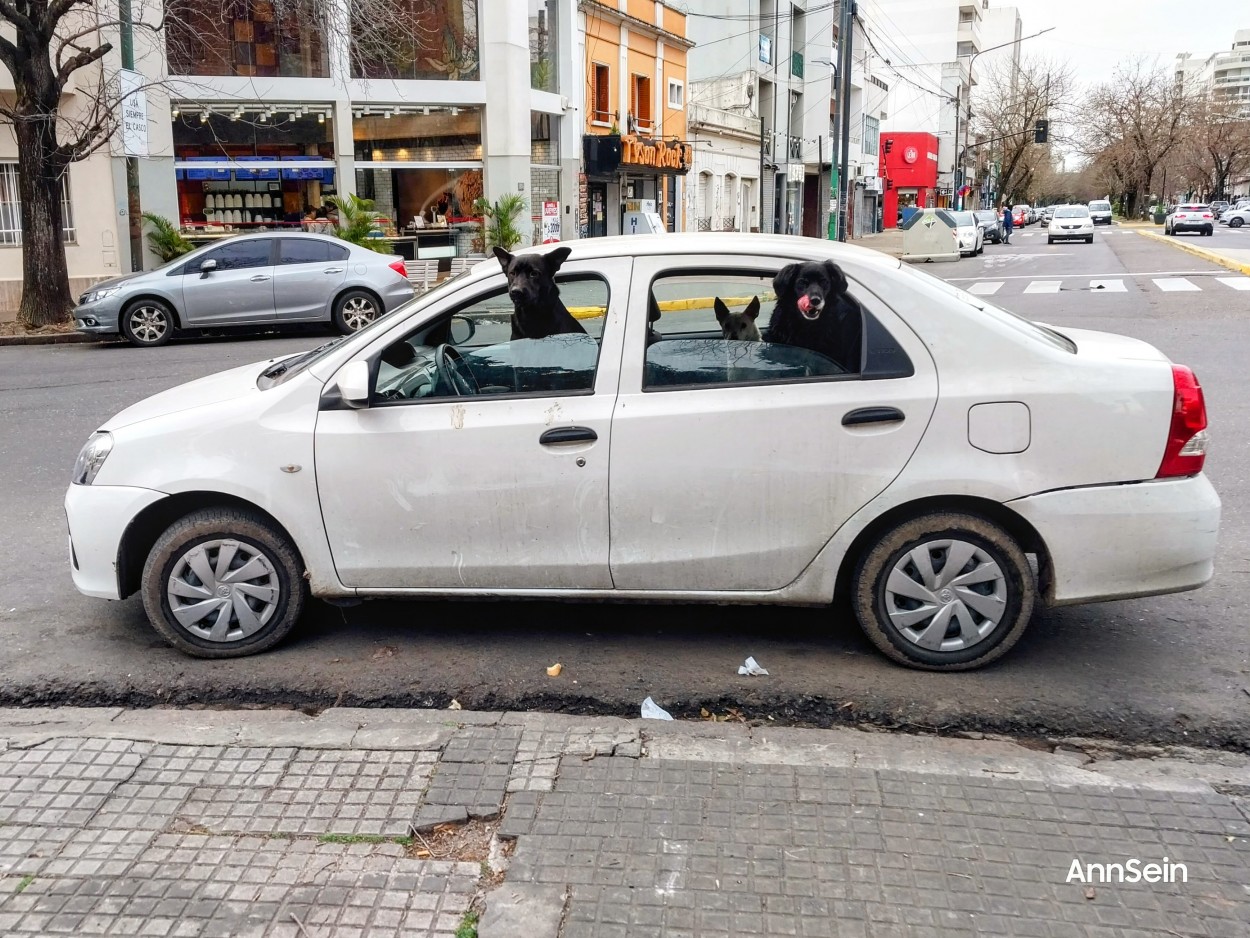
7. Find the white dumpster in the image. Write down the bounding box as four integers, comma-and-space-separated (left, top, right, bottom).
902, 208, 960, 263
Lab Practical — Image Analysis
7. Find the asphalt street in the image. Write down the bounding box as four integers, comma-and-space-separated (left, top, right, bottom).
1, 227, 1248, 749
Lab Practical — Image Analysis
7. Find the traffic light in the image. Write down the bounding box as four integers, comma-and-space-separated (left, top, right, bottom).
1034, 119, 1049, 144
884, 138, 894, 154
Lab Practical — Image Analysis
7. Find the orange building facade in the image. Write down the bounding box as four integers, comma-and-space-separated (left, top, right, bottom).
579, 0, 692, 237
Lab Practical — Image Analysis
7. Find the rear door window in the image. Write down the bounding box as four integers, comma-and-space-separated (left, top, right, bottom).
277, 238, 350, 265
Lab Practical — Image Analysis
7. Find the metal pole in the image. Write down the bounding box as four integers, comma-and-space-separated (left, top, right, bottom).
952, 86, 960, 210
817, 134, 823, 238
771, 0, 780, 234
120, 0, 143, 272
837, 0, 855, 241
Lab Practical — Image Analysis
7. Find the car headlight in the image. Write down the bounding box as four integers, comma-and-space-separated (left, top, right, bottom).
72, 432, 113, 485
86, 287, 120, 304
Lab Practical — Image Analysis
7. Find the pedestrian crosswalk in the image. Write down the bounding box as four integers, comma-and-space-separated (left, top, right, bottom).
959, 276, 1250, 296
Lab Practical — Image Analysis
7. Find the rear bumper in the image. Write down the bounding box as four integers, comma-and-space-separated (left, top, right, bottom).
65, 484, 167, 599
1008, 475, 1220, 605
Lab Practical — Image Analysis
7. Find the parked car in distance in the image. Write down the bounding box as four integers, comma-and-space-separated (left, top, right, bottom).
65, 234, 1219, 672
1047, 205, 1095, 244
74, 233, 415, 348
1012, 204, 1030, 227
974, 209, 1004, 243
1219, 206, 1250, 228
1039, 206, 1055, 224
1087, 199, 1113, 225
950, 211, 985, 256
1209, 200, 1229, 219
1164, 204, 1215, 237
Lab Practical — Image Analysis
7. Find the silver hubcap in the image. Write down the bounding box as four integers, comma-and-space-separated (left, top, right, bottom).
341, 296, 378, 331
129, 306, 168, 343
883, 538, 1007, 653
166, 539, 280, 643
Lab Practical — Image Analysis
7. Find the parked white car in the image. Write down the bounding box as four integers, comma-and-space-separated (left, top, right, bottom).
1048, 205, 1095, 243
66, 235, 1219, 671
1218, 206, 1250, 228
950, 211, 984, 257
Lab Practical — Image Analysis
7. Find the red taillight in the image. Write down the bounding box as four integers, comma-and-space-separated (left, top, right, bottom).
1156, 365, 1208, 478
388, 257, 408, 278
1202, 213, 1213, 219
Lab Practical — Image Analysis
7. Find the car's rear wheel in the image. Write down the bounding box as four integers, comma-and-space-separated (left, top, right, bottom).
852, 512, 1036, 671
120, 300, 175, 348
141, 507, 306, 658
333, 290, 382, 334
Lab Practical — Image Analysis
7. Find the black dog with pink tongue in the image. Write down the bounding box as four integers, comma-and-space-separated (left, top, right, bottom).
764, 259, 863, 373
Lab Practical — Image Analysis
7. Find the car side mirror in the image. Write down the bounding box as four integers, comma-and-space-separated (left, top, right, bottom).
199, 258, 218, 278
448, 314, 476, 345
334, 360, 372, 409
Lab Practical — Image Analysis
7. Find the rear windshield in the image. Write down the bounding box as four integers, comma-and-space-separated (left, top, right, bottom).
1178, 205, 1208, 211
1089, 201, 1110, 210
1054, 206, 1089, 218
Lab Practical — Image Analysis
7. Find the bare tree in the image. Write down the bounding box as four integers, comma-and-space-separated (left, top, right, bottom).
1078, 59, 1192, 217
972, 55, 1074, 206
1176, 92, 1250, 200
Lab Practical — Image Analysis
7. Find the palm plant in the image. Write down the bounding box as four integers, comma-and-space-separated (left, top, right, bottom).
141, 212, 194, 263
325, 194, 392, 253
472, 194, 528, 251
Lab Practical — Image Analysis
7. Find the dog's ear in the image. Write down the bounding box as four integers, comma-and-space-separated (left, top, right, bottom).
544, 246, 573, 274
493, 246, 514, 270
823, 260, 849, 296
714, 297, 730, 324
773, 263, 800, 299
743, 296, 761, 320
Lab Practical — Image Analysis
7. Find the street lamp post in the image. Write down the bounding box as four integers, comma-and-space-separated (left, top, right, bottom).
954, 26, 1054, 210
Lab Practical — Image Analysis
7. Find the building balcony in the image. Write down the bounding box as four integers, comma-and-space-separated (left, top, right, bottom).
688, 102, 761, 141
957, 19, 981, 53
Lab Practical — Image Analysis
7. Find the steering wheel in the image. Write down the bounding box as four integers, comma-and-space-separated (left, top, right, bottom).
434, 344, 480, 396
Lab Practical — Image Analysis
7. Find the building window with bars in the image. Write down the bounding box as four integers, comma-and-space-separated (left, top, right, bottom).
0, 164, 76, 246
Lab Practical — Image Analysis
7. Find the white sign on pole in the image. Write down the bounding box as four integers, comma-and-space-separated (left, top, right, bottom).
119, 69, 149, 157
541, 200, 561, 243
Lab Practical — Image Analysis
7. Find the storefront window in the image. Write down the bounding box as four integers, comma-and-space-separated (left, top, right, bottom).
530, 0, 559, 92
166, 0, 328, 78
351, 0, 479, 81
354, 109, 484, 255
172, 107, 336, 233
531, 112, 561, 242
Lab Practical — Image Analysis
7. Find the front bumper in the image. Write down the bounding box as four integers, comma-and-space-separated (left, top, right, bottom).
1049, 228, 1093, 239
1008, 475, 1220, 606
73, 296, 124, 335
65, 483, 167, 599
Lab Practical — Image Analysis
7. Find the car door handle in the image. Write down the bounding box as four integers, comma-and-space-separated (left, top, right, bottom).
539, 426, 598, 445
250, 274, 272, 282
322, 267, 345, 274
842, 407, 905, 427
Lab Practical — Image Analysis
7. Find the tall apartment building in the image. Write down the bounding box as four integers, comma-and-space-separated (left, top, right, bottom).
1176, 28, 1250, 117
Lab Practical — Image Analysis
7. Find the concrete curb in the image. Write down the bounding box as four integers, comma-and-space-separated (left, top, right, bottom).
1137, 228, 1250, 276
0, 330, 100, 346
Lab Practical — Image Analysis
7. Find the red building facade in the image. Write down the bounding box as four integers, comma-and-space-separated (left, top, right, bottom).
879, 132, 940, 228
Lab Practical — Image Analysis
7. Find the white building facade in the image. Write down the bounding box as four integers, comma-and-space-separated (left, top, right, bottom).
1176, 27, 1250, 117
686, 72, 763, 233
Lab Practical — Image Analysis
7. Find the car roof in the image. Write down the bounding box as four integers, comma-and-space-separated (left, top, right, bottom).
483, 233, 905, 275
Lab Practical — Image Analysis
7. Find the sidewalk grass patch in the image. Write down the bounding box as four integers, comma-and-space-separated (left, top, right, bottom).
454, 909, 479, 938
318, 832, 413, 847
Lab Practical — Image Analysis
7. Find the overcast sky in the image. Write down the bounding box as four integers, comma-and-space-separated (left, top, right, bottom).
1001, 0, 1246, 89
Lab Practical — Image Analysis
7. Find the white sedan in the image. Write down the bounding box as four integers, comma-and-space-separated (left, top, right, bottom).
950, 211, 984, 256
1048, 205, 1095, 243
1219, 207, 1250, 228
66, 234, 1219, 671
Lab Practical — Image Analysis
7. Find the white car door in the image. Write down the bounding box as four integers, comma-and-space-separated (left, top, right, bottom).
314, 258, 628, 591
607, 255, 938, 592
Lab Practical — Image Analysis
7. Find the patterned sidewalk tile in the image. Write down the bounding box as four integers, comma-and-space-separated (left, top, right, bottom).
505, 757, 1250, 938
0, 739, 149, 828
0, 835, 480, 937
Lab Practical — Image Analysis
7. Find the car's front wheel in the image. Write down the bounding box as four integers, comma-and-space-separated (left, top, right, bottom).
1047, 237, 1054, 244
333, 290, 382, 334
1231, 217, 1244, 228
120, 299, 175, 348
852, 512, 1037, 670
141, 507, 306, 658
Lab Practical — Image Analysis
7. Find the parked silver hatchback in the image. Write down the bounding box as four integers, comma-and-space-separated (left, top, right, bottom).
74, 233, 415, 347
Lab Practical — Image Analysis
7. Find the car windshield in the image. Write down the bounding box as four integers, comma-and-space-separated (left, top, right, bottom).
1089, 201, 1110, 210
256, 268, 476, 388
1054, 207, 1089, 218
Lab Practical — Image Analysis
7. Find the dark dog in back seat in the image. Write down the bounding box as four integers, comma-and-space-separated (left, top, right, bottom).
493, 246, 586, 340
764, 260, 862, 372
